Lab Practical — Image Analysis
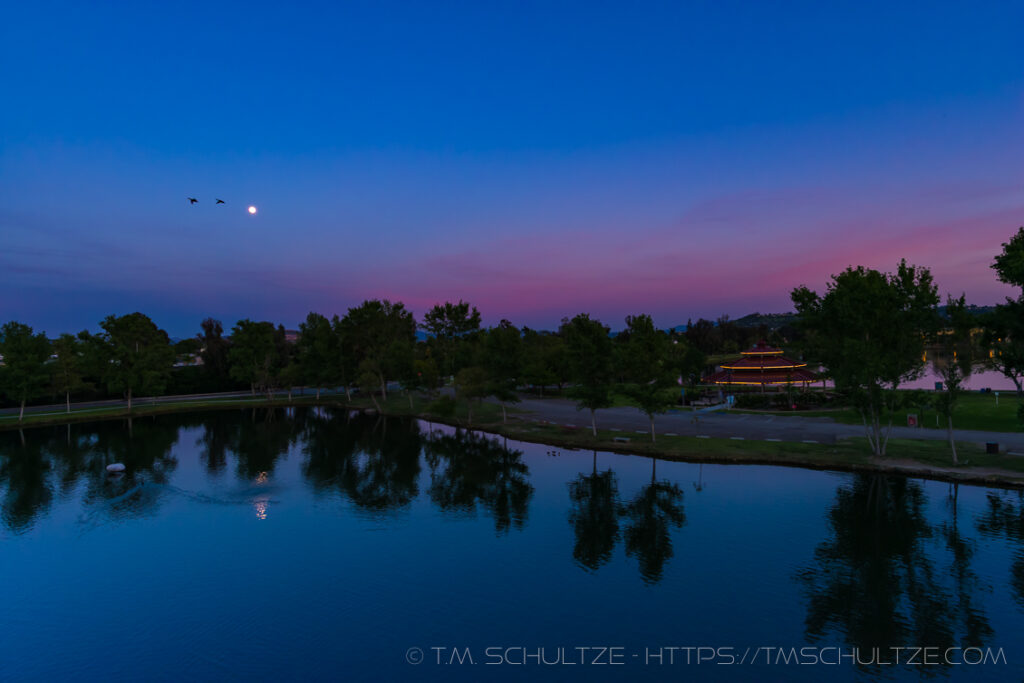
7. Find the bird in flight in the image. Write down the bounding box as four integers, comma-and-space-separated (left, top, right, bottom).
216, 198, 225, 204
188, 197, 198, 204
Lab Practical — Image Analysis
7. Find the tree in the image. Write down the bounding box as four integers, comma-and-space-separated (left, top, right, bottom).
357, 358, 383, 412
421, 300, 481, 379
98, 312, 174, 410
933, 295, 978, 464
0, 322, 51, 422
454, 366, 488, 425
986, 229, 1024, 401
228, 319, 282, 396
616, 314, 675, 442
561, 314, 614, 436
792, 261, 939, 457
521, 328, 555, 395
296, 312, 335, 399
75, 329, 110, 395
483, 320, 522, 423
983, 300, 1024, 397
993, 226, 1024, 289
340, 299, 416, 400
390, 339, 420, 409
278, 359, 303, 402
198, 318, 231, 389
51, 333, 89, 413
414, 354, 441, 400
330, 315, 355, 400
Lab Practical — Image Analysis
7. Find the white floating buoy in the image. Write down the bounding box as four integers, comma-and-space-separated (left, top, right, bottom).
106, 463, 126, 473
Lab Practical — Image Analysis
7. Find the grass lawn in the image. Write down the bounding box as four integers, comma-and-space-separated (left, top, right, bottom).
0, 394, 332, 430
732, 391, 1024, 433
482, 422, 1024, 484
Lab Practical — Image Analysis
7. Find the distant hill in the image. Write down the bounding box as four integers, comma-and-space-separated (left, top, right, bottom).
731, 312, 800, 329
667, 312, 799, 333
668, 304, 998, 334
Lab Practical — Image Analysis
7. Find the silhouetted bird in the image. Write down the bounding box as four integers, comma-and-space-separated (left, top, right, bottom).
188, 197, 198, 204
215, 198, 225, 204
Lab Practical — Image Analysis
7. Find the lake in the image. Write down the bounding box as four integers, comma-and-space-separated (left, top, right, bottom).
2, 408, 1023, 681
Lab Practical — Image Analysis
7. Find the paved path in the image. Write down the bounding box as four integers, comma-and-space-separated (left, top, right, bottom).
511, 397, 1024, 451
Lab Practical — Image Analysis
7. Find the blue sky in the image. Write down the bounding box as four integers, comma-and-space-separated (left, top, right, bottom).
2, 1, 1022, 336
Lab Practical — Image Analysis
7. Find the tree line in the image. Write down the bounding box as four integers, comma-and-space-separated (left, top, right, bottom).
0, 301, 706, 436
2, 226, 1023, 464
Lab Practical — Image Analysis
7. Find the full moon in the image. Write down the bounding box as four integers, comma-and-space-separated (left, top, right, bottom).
248, 205, 257, 214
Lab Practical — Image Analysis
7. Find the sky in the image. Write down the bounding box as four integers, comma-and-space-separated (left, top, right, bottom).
2, 1, 1023, 337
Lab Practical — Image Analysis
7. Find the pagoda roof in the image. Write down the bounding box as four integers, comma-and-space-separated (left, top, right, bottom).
703, 340, 818, 385
705, 367, 818, 385
740, 341, 784, 356
721, 356, 807, 370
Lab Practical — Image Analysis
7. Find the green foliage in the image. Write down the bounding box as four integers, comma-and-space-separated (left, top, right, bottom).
198, 318, 232, 387
297, 312, 336, 393
483, 320, 522, 414
454, 365, 488, 424
421, 300, 481, 377
983, 300, 1024, 395
792, 260, 939, 456
521, 327, 567, 393
993, 226, 1024, 290
426, 395, 458, 419
173, 337, 202, 359
411, 354, 441, 398
329, 314, 354, 392
356, 358, 383, 410
99, 312, 174, 407
228, 319, 282, 394
340, 299, 416, 397
50, 333, 90, 408
561, 314, 614, 433
0, 321, 51, 418
615, 314, 677, 440
75, 330, 110, 393
984, 231, 1024, 396
277, 360, 303, 399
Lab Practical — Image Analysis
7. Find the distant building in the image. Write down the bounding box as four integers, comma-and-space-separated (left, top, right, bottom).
704, 341, 816, 390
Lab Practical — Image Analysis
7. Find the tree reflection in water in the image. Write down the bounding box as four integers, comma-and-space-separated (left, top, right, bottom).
622, 457, 686, 584
425, 427, 533, 534
0, 417, 181, 532
799, 474, 991, 662
225, 407, 303, 481
976, 489, 1024, 609
302, 409, 422, 511
567, 451, 621, 571
0, 434, 53, 534
567, 454, 685, 583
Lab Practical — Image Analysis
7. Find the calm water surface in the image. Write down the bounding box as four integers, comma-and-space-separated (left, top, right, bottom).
2, 408, 1024, 682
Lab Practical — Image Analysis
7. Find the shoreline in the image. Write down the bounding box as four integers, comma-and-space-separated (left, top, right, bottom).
3, 395, 1024, 490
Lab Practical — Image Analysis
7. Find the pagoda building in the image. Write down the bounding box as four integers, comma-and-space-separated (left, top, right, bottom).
704, 341, 816, 389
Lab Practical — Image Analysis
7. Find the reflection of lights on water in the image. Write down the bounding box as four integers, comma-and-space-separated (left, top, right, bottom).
253, 473, 270, 519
